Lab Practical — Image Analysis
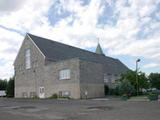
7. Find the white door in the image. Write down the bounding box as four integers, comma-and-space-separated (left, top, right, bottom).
39, 87, 45, 98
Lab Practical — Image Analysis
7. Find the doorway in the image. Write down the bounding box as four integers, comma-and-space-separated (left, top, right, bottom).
39, 86, 45, 98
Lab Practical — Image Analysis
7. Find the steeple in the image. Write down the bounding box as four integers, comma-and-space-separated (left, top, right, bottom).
95, 43, 104, 55
95, 38, 104, 55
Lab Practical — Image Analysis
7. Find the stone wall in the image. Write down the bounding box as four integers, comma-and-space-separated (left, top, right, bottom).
79, 60, 104, 98
14, 35, 121, 99
44, 58, 80, 99
14, 35, 45, 98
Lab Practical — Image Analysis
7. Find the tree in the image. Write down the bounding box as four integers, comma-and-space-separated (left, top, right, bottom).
120, 70, 137, 89
120, 70, 149, 93
117, 80, 135, 96
6, 76, 15, 97
0, 79, 8, 90
149, 73, 160, 89
138, 72, 149, 90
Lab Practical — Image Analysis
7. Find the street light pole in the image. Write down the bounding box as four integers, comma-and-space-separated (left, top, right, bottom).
136, 59, 140, 96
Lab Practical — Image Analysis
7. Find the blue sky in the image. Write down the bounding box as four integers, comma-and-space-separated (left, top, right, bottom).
0, 0, 160, 79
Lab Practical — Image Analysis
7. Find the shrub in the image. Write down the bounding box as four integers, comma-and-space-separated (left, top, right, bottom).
121, 94, 129, 101
148, 93, 158, 101
151, 89, 160, 95
59, 96, 71, 99
49, 93, 58, 99
32, 95, 39, 99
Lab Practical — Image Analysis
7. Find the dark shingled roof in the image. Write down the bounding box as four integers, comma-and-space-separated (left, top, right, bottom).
28, 33, 129, 74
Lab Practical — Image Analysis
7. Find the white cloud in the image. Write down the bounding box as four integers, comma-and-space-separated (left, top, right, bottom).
109, 34, 160, 58
0, 0, 53, 31
143, 63, 160, 69
0, 0, 54, 79
0, 28, 23, 79
0, 0, 26, 12
0, 0, 160, 79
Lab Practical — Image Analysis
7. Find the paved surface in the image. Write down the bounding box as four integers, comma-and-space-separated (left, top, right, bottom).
0, 98, 160, 120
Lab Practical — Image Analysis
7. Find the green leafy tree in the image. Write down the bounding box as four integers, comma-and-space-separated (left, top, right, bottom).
0, 79, 8, 90
138, 72, 149, 90
120, 70, 149, 93
120, 70, 137, 89
149, 73, 160, 89
6, 76, 15, 97
117, 80, 135, 96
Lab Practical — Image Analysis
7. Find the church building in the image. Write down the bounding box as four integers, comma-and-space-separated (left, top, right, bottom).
14, 33, 129, 99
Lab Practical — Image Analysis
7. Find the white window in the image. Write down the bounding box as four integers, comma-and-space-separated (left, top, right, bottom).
104, 74, 109, 83
59, 91, 70, 97
59, 69, 70, 80
25, 49, 31, 69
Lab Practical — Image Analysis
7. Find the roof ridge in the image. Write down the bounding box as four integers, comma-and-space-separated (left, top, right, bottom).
27, 33, 117, 61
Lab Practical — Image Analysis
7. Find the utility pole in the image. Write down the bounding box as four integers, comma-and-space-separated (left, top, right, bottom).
136, 59, 140, 96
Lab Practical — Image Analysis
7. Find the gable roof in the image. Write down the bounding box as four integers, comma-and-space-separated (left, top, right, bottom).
28, 33, 129, 74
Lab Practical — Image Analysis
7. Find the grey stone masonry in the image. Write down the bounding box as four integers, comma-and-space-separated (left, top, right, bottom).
79, 60, 104, 98
14, 33, 129, 99
14, 35, 45, 98
44, 58, 80, 99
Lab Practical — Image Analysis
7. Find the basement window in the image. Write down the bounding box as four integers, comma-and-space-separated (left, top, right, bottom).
59, 91, 71, 97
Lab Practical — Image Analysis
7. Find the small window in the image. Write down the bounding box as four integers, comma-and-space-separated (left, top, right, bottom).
25, 49, 31, 69
59, 91, 70, 97
104, 74, 109, 83
59, 69, 70, 80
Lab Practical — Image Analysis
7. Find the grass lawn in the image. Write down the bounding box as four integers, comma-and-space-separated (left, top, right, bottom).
128, 95, 149, 101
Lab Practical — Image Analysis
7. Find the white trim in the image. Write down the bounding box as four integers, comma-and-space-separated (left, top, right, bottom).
27, 34, 46, 59
39, 86, 45, 98
59, 69, 71, 80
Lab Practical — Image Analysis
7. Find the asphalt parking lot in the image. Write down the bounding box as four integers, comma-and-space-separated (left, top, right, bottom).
0, 98, 160, 120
